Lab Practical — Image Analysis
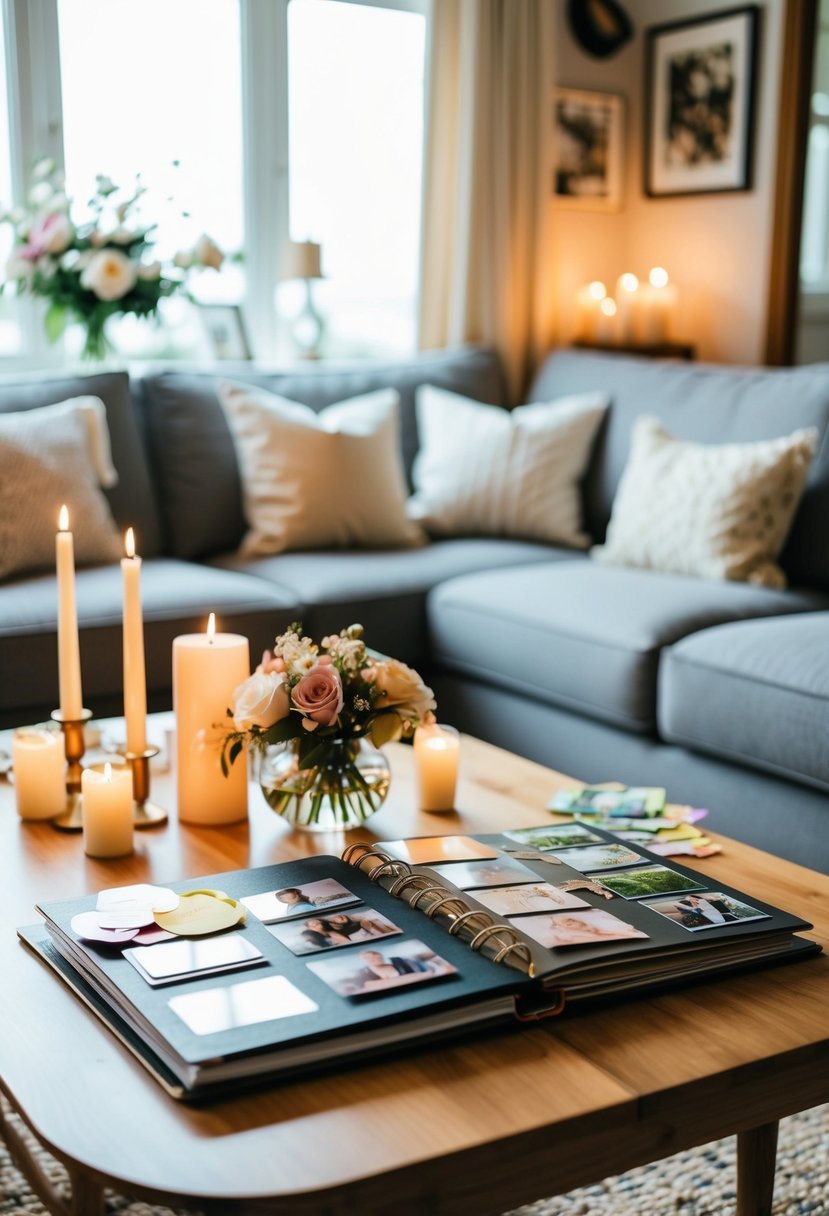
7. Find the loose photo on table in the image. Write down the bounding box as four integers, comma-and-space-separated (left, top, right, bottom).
307, 939, 457, 997
240, 879, 359, 924
645, 892, 771, 932
470, 882, 590, 917
429, 857, 540, 890
548, 786, 665, 816
596, 864, 705, 900
511, 908, 649, 949
502, 824, 602, 850
269, 907, 402, 956
551, 843, 644, 872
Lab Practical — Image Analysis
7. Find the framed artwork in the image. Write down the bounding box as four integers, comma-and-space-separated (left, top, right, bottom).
645, 5, 758, 198
552, 88, 624, 210
197, 303, 253, 360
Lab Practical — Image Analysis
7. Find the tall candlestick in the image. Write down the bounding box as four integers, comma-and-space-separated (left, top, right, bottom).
614, 272, 639, 345
413, 722, 460, 812
56, 505, 83, 719
173, 613, 249, 825
81, 761, 134, 858
12, 728, 66, 820
121, 527, 147, 755
638, 266, 678, 345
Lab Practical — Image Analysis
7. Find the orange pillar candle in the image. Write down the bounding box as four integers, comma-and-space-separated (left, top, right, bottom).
413, 722, 460, 812
173, 613, 249, 825
81, 762, 133, 858
121, 528, 147, 755
56, 505, 83, 719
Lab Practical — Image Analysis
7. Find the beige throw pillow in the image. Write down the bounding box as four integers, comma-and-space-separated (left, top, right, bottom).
217, 383, 423, 554
0, 397, 122, 581
407, 385, 609, 547
591, 416, 819, 587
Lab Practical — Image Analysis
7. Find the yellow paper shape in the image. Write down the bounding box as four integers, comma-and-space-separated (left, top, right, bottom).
154, 891, 246, 937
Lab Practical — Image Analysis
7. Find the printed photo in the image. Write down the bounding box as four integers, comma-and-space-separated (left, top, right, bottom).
307, 938, 457, 997
503, 824, 602, 850
429, 857, 540, 891
169, 974, 318, 1036
379, 836, 499, 865
646, 892, 771, 932
596, 865, 705, 900
471, 883, 589, 918
512, 908, 649, 949
551, 843, 644, 873
269, 907, 402, 956
548, 786, 666, 817
240, 879, 359, 924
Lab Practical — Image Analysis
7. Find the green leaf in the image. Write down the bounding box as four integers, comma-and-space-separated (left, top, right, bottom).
44, 302, 67, 343
264, 717, 301, 746
297, 740, 330, 771
370, 711, 403, 748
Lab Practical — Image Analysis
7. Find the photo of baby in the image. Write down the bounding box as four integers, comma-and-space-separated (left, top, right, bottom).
269, 907, 402, 956
240, 879, 359, 924
307, 939, 457, 997
512, 908, 649, 949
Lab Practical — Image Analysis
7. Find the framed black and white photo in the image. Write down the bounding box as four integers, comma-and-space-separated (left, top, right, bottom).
645, 5, 758, 197
197, 303, 253, 360
553, 88, 624, 210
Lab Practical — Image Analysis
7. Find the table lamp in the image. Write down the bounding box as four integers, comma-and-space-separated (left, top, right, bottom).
280, 239, 324, 360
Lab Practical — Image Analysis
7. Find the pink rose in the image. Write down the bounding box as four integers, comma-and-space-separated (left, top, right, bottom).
292, 665, 343, 727
257, 648, 286, 674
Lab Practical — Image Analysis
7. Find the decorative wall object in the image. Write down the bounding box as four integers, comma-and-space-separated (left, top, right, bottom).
553, 88, 624, 210
645, 6, 758, 198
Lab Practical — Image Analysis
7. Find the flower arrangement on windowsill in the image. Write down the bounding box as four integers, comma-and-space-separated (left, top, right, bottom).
1, 158, 224, 360
222, 623, 437, 831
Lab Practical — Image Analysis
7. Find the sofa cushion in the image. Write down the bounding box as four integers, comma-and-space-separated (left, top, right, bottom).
528, 349, 829, 588
658, 613, 829, 792
428, 562, 829, 734
138, 345, 506, 560
0, 369, 162, 556
211, 538, 563, 665
408, 385, 608, 546
217, 383, 422, 554
0, 559, 299, 722
591, 416, 818, 588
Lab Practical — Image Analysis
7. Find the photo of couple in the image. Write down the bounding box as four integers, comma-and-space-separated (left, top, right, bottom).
648, 892, 770, 932
270, 907, 402, 956
307, 939, 457, 997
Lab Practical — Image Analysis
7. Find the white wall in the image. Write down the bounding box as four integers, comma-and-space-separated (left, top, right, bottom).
550, 0, 784, 366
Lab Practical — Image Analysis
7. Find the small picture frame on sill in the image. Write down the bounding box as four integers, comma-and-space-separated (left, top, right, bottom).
645, 5, 758, 198
552, 88, 624, 211
197, 303, 253, 361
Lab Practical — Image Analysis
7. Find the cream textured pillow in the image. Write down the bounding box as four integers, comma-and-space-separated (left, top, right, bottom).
591, 416, 819, 588
217, 383, 423, 554
0, 397, 122, 581
407, 385, 609, 546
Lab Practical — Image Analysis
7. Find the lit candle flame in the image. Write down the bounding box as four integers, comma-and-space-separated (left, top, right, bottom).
124, 527, 136, 559
620, 273, 639, 293
587, 280, 606, 301
58, 504, 69, 531
207, 612, 216, 643
600, 298, 617, 317
649, 266, 669, 289
104, 762, 112, 783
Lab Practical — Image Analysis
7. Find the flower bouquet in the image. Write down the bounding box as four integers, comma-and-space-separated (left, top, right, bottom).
1, 158, 224, 359
223, 623, 437, 831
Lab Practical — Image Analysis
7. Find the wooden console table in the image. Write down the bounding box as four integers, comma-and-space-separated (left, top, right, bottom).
0, 720, 827, 1215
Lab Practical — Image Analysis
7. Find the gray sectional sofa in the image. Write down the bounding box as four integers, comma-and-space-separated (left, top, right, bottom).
2, 346, 828, 871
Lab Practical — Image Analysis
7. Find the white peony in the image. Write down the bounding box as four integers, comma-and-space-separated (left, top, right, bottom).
137, 260, 162, 280
192, 233, 224, 270
232, 671, 290, 731
80, 248, 137, 301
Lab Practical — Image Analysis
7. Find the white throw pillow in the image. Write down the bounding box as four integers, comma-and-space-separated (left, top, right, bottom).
407, 385, 609, 547
591, 416, 819, 588
0, 397, 122, 581
217, 383, 423, 554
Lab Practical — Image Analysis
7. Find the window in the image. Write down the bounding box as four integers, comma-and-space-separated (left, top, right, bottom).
0, 13, 20, 355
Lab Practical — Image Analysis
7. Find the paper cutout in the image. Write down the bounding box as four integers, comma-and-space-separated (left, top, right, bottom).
153, 891, 246, 937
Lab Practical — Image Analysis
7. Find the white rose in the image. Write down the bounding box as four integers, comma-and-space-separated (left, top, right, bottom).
193, 233, 224, 271
137, 260, 162, 280
173, 249, 193, 269
372, 659, 436, 721
41, 213, 73, 254
109, 227, 134, 245
232, 671, 290, 731
80, 248, 137, 301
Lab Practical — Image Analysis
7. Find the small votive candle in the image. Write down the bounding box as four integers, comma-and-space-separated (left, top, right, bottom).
81, 762, 134, 858
413, 723, 460, 812
12, 727, 66, 820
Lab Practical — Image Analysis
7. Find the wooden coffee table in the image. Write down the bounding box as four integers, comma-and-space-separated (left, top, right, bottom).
0, 716, 827, 1216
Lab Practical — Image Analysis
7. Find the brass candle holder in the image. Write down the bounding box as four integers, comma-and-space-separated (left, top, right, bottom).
125, 745, 168, 828
50, 707, 93, 832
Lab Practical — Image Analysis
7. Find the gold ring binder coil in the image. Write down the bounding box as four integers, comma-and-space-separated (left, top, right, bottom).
447, 909, 492, 936
341, 842, 376, 865
369, 860, 411, 881
469, 923, 523, 953
408, 884, 451, 910
424, 895, 471, 921
352, 850, 397, 877
493, 940, 535, 974
388, 872, 427, 898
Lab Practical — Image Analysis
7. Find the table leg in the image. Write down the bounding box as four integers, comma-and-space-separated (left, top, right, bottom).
64, 1164, 105, 1216
736, 1121, 779, 1216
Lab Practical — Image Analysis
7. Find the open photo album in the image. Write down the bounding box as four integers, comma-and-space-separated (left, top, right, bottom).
19, 824, 819, 1100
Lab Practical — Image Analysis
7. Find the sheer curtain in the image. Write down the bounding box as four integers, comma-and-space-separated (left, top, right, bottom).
418, 0, 557, 402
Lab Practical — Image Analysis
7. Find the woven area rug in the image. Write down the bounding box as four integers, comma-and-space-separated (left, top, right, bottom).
1, 1098, 826, 1215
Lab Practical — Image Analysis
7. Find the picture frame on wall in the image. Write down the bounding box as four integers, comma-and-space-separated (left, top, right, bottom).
645, 5, 758, 198
552, 87, 624, 210
197, 303, 253, 361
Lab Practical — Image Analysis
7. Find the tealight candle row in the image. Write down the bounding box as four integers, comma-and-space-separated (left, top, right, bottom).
574, 268, 678, 347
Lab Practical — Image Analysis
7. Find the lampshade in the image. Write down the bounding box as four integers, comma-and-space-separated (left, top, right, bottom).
280, 240, 323, 282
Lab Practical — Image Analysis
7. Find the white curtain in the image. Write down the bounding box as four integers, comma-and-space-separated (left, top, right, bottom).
418, 0, 557, 402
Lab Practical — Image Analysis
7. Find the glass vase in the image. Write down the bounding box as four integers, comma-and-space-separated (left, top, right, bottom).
258, 736, 391, 832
